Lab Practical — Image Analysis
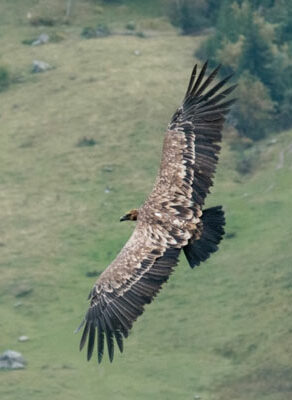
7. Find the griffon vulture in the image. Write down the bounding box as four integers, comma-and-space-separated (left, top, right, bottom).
76, 62, 236, 363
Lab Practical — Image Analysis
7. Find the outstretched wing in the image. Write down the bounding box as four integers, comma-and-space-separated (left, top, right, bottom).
78, 221, 181, 363
78, 63, 236, 363
169, 61, 236, 210
143, 62, 236, 225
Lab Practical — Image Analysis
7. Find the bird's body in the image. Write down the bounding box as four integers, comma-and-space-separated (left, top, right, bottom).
77, 62, 236, 363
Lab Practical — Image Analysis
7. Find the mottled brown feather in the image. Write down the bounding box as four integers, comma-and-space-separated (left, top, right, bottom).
78, 63, 235, 363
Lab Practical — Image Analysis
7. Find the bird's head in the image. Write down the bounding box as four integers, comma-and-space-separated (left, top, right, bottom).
120, 209, 139, 222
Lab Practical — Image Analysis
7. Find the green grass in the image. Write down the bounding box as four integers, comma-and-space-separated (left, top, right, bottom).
0, 2, 292, 400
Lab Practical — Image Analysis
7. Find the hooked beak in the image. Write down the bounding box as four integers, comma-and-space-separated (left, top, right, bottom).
120, 214, 129, 222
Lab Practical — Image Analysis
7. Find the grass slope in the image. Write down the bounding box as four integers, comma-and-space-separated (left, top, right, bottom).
0, 3, 292, 400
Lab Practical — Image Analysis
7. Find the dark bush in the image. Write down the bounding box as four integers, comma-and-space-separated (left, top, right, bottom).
236, 150, 259, 175
167, 0, 210, 34
96, 23, 111, 37
29, 16, 56, 26
81, 23, 111, 39
125, 21, 136, 31
77, 136, 97, 147
135, 31, 146, 38
22, 38, 35, 46
81, 26, 96, 39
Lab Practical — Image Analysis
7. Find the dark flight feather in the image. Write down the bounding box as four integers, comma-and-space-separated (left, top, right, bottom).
87, 323, 95, 361
190, 60, 208, 96
97, 320, 104, 363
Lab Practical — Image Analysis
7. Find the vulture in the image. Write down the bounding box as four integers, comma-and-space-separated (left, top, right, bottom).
76, 62, 236, 363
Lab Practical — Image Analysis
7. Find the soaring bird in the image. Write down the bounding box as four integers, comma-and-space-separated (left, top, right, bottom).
77, 62, 236, 363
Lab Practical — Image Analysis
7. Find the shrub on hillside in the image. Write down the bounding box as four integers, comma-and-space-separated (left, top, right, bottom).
236, 148, 260, 175
22, 38, 36, 46
28, 16, 57, 26
166, 0, 210, 34
81, 26, 97, 39
125, 21, 136, 31
135, 31, 147, 38
77, 136, 97, 147
0, 66, 11, 92
81, 23, 111, 38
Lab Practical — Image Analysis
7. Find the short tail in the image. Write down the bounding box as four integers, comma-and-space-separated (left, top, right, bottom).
183, 205, 225, 268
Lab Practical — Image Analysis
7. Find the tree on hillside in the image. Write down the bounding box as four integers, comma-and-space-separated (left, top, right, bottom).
238, 14, 274, 85
268, 0, 292, 43
233, 73, 274, 139
196, 0, 292, 139
166, 0, 210, 34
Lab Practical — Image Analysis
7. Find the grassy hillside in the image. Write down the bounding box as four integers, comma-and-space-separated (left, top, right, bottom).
0, 2, 292, 400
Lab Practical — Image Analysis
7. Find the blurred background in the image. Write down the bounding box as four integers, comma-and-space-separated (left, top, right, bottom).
0, 1, 291, 399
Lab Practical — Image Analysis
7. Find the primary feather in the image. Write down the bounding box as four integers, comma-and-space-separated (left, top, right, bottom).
77, 62, 236, 363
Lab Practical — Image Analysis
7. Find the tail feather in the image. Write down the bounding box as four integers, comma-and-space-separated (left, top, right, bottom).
184, 205, 225, 268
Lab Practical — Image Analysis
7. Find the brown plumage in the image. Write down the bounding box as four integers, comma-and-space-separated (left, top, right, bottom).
120, 209, 139, 221
76, 62, 236, 363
